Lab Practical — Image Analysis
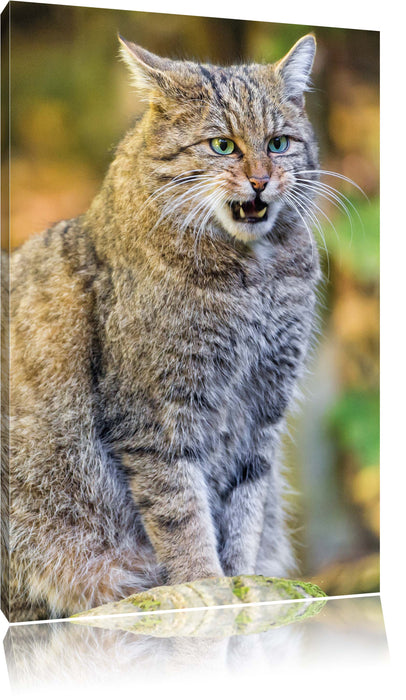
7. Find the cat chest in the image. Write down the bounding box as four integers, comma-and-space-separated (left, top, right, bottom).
99, 278, 306, 442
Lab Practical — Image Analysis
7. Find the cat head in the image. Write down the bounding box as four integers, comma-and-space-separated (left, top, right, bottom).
119, 35, 318, 244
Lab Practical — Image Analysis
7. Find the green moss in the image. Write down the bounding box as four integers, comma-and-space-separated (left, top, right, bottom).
298, 598, 327, 620
232, 585, 250, 601
129, 615, 164, 630
232, 576, 250, 602
235, 608, 253, 631
261, 577, 326, 600
70, 575, 326, 623
293, 580, 327, 599
136, 598, 161, 611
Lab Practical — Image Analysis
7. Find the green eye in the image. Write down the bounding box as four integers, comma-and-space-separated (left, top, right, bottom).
210, 137, 236, 155
268, 136, 290, 153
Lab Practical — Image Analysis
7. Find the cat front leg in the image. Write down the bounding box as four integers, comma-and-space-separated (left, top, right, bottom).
124, 452, 224, 584
218, 456, 272, 576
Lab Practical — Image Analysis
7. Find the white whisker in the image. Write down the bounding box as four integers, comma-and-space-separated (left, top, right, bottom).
292, 184, 341, 242
287, 188, 330, 278
295, 169, 368, 199
191, 188, 227, 262
294, 178, 364, 245
282, 191, 315, 265
178, 180, 219, 228
145, 173, 213, 208
146, 179, 218, 237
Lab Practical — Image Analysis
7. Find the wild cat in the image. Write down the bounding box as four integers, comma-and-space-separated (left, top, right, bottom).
3, 34, 322, 621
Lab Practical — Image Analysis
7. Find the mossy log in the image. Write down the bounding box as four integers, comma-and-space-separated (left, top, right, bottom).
71, 575, 326, 637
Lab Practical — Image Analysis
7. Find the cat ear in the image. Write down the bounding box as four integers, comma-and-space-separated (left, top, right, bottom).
118, 35, 192, 102
276, 34, 316, 105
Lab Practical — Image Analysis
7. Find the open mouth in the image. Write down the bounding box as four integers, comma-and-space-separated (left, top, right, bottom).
230, 195, 268, 223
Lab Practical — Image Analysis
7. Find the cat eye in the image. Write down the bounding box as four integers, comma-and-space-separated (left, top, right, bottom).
210, 138, 236, 155
268, 136, 290, 153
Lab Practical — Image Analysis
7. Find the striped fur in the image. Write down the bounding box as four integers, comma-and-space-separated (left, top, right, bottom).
4, 36, 320, 621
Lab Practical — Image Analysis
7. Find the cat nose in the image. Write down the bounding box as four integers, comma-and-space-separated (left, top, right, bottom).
248, 176, 270, 193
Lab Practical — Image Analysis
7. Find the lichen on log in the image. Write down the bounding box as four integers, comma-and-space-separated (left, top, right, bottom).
70, 575, 326, 637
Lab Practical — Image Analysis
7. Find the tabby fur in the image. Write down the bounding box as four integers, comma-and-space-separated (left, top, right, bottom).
2, 35, 320, 621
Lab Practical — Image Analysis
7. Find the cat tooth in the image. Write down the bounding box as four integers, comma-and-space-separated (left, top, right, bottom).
257, 207, 267, 218
239, 206, 246, 219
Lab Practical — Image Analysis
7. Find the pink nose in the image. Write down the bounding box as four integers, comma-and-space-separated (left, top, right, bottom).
249, 176, 270, 193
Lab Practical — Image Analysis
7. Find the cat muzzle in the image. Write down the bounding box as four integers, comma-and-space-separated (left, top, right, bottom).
230, 195, 268, 223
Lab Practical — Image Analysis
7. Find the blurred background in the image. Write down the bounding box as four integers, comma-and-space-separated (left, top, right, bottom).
5, 2, 379, 596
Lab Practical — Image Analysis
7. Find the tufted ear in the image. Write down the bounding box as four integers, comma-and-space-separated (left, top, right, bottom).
276, 34, 316, 105
118, 35, 200, 103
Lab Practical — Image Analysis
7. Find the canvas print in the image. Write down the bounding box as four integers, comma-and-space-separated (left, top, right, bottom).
1, 2, 379, 623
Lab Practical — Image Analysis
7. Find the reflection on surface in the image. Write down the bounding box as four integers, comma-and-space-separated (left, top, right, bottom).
4, 595, 388, 693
